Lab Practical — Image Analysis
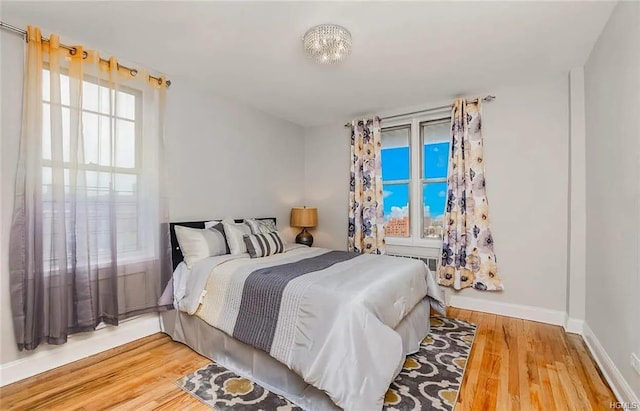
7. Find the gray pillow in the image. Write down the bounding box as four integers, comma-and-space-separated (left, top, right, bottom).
175, 225, 228, 268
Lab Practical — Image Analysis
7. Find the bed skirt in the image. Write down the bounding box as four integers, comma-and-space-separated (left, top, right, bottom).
161, 298, 433, 411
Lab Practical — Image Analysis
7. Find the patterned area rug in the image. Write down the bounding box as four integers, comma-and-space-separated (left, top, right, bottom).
175, 316, 476, 410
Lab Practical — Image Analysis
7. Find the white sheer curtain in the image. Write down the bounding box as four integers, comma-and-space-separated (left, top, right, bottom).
9, 27, 172, 350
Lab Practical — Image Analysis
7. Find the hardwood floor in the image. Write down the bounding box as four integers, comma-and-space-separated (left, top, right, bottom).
0, 308, 616, 410
448, 308, 616, 411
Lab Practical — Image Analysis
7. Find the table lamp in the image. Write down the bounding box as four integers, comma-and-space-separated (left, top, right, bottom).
290, 206, 318, 247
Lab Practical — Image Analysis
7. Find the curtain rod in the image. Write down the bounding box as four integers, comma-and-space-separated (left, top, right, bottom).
0, 20, 171, 87
344, 95, 496, 127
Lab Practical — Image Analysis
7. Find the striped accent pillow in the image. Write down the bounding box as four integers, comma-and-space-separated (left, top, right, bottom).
243, 232, 285, 258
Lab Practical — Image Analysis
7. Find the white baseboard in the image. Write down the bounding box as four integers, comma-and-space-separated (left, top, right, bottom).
0, 313, 161, 387
564, 316, 585, 334
448, 294, 566, 325
582, 323, 640, 405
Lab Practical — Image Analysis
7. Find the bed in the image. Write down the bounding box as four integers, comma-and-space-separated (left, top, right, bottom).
160, 218, 445, 410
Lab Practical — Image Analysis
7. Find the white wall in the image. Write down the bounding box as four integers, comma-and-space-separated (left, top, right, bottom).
0, 30, 29, 373
567, 67, 587, 327
461, 77, 570, 313
584, 0, 640, 401
0, 30, 304, 383
304, 76, 570, 315
302, 124, 351, 250
165, 78, 304, 235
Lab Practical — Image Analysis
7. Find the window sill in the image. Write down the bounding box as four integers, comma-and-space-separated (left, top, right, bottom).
386, 236, 442, 248
386, 240, 441, 259
44, 254, 158, 278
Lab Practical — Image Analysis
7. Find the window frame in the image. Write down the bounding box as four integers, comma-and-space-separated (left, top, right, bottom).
381, 109, 451, 253
420, 117, 450, 240
381, 124, 412, 238
40, 68, 148, 267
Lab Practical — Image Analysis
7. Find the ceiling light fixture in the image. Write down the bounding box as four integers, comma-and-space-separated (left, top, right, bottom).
303, 24, 351, 64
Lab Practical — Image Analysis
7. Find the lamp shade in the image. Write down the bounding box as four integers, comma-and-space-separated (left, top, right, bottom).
290, 207, 318, 228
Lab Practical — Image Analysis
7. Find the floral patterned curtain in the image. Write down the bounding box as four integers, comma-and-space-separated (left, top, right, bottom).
438, 100, 503, 290
348, 117, 385, 254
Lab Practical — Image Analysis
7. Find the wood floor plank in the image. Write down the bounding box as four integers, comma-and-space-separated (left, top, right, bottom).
456, 311, 490, 410
504, 316, 522, 411
0, 309, 617, 411
534, 321, 557, 411
473, 314, 499, 411
540, 324, 570, 411
561, 332, 596, 409
494, 315, 510, 410
566, 333, 617, 410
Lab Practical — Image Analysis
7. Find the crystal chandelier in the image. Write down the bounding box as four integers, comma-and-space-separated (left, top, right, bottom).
303, 24, 352, 64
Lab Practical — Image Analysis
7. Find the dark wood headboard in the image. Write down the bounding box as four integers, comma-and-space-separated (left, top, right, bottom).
170, 218, 277, 270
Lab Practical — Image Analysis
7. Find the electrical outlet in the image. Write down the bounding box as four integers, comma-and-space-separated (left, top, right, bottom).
632, 353, 640, 376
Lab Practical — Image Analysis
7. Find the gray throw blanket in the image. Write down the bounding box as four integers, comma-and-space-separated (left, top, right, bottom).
233, 251, 358, 353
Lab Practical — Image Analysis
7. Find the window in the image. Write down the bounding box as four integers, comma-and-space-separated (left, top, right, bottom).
421, 119, 450, 239
381, 126, 411, 237
381, 114, 451, 250
41, 69, 144, 267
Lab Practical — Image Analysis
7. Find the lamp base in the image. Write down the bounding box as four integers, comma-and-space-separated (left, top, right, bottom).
295, 228, 314, 247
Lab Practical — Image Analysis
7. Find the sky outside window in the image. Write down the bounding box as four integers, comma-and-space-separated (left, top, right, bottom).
382, 143, 449, 218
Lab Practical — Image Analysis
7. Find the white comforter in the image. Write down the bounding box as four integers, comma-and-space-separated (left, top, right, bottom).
174, 246, 444, 410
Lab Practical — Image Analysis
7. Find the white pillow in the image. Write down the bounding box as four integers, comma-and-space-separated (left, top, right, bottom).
245, 218, 277, 235
174, 225, 228, 268
222, 219, 252, 255
204, 220, 220, 229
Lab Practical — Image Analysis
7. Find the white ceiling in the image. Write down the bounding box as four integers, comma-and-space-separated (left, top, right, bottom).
2, 1, 615, 127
